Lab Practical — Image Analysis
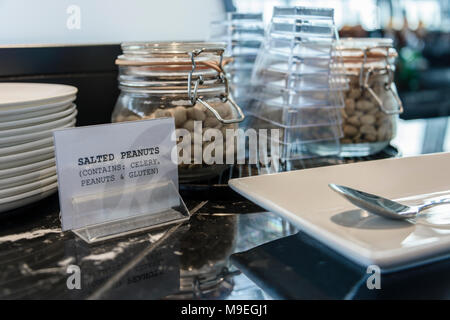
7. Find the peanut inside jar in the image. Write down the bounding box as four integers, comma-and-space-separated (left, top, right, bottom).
341, 74, 395, 144
114, 99, 238, 168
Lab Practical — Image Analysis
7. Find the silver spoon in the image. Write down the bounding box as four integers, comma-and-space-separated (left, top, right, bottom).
329, 184, 450, 220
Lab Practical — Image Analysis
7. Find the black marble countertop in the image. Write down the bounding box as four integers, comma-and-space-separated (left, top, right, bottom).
0, 192, 298, 299
1, 116, 449, 300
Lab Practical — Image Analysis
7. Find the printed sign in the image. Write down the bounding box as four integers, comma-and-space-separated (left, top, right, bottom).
53, 118, 178, 231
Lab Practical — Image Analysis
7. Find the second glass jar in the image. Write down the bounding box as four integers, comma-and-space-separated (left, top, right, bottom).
337, 38, 403, 156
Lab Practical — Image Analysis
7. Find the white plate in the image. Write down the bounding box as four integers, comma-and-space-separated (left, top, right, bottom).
0, 104, 76, 130
0, 98, 75, 120
0, 83, 77, 109
0, 166, 56, 189
0, 137, 53, 156
0, 119, 76, 147
0, 158, 55, 179
0, 110, 77, 138
0, 175, 57, 199
229, 152, 450, 271
0, 182, 58, 214
0, 146, 54, 170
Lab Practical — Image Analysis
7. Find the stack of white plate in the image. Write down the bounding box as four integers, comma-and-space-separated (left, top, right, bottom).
0, 83, 78, 213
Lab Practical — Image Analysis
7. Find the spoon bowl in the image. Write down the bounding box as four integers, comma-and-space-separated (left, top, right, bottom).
329, 184, 450, 220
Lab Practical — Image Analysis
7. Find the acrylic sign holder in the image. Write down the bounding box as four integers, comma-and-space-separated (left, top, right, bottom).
71, 180, 190, 244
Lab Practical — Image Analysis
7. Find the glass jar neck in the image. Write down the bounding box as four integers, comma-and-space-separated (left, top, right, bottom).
116, 42, 228, 99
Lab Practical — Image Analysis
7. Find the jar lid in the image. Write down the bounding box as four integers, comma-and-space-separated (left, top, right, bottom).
116, 41, 230, 86
337, 38, 397, 75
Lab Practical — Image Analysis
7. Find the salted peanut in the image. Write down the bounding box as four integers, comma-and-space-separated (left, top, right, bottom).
223, 104, 232, 118
204, 116, 221, 128
374, 108, 384, 116
154, 109, 172, 118
376, 114, 391, 127
364, 89, 380, 104
347, 115, 360, 127
360, 114, 376, 125
187, 105, 206, 121
360, 124, 377, 136
377, 124, 391, 141
347, 88, 361, 99
212, 103, 230, 119
343, 125, 358, 137
173, 106, 187, 126
183, 119, 195, 132
344, 98, 355, 115
165, 108, 175, 117
355, 99, 374, 112
365, 133, 377, 142
368, 107, 378, 115
185, 107, 193, 120
340, 108, 348, 119
354, 111, 364, 118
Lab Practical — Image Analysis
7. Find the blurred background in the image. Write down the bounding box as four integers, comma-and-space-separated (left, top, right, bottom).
227, 0, 450, 121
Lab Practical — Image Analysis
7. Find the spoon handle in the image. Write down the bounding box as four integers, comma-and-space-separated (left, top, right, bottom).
418, 198, 450, 213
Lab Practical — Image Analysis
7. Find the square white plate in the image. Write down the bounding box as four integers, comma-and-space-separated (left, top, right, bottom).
229, 152, 450, 271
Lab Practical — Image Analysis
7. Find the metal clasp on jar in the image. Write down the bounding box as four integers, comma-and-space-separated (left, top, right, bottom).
359, 47, 403, 115
187, 48, 245, 124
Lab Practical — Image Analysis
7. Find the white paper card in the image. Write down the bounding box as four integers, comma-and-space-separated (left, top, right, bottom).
53, 118, 178, 231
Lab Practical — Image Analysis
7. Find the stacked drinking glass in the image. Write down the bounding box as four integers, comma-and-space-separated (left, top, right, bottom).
246, 6, 348, 163
209, 12, 264, 109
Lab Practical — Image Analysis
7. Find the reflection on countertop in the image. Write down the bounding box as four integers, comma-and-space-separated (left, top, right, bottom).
0, 195, 296, 300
